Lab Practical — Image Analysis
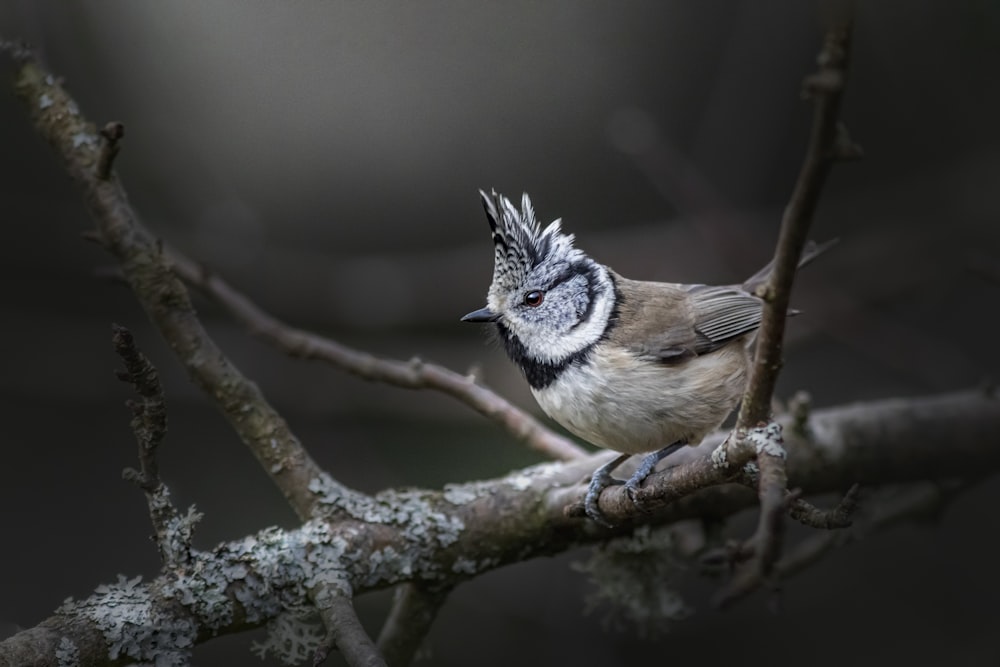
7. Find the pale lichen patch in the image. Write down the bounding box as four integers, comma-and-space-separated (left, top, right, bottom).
58, 574, 196, 666
747, 422, 786, 458
55, 636, 79, 667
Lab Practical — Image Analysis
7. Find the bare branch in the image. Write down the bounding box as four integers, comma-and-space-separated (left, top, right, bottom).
789, 483, 860, 529
168, 253, 586, 462
8, 49, 344, 521
708, 480, 971, 607
738, 13, 856, 426
716, 11, 857, 585
376, 583, 450, 666
311, 586, 386, 667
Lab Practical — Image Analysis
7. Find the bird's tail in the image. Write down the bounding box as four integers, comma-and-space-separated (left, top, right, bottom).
741, 238, 838, 294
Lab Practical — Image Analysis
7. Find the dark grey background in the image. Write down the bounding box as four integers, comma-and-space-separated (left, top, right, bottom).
1, 1, 998, 665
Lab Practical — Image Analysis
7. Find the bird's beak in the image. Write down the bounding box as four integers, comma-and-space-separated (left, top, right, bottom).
461, 307, 499, 323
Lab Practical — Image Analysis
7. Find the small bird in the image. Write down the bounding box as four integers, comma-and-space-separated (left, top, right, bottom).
462, 190, 827, 526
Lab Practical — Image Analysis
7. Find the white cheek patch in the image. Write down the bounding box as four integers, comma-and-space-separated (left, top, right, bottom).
527, 277, 614, 365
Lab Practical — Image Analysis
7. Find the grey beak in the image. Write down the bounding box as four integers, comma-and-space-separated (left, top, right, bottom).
461, 307, 499, 323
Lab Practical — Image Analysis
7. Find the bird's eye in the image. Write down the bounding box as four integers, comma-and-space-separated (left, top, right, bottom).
523, 290, 545, 307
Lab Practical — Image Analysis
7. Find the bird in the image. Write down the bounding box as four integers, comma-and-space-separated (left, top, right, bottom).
462, 189, 828, 526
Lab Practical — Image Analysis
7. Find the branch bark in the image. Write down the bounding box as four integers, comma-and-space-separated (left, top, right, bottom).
167, 255, 586, 462
721, 9, 858, 588
8, 53, 341, 522
4, 18, 996, 667
1, 389, 996, 665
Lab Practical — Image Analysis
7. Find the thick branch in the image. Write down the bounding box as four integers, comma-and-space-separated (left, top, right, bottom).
2, 389, 996, 665
8, 52, 342, 521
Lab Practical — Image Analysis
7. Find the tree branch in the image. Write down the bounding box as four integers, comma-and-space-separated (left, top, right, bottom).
376, 583, 449, 666
167, 255, 586, 462
310, 585, 385, 667
706, 480, 972, 608
8, 49, 346, 521
112, 323, 202, 569
1, 389, 996, 665
720, 9, 858, 585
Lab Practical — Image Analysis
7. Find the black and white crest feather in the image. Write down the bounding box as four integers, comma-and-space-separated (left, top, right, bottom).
480, 189, 585, 299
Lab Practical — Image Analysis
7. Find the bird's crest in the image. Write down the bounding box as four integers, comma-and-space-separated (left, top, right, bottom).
479, 189, 583, 295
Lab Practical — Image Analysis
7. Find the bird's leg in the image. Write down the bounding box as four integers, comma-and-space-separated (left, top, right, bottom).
584, 453, 631, 527
623, 440, 686, 508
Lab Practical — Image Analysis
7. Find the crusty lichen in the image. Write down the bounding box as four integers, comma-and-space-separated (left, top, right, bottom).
747, 421, 786, 458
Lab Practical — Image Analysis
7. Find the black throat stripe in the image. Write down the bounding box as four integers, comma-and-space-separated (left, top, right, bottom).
496, 272, 621, 390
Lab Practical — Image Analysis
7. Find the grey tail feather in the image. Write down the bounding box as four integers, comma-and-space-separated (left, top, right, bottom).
742, 238, 838, 294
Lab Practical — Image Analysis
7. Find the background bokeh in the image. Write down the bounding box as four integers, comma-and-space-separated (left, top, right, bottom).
1, 1, 999, 665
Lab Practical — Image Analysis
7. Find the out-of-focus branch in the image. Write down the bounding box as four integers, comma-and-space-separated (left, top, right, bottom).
8, 49, 344, 521
788, 483, 860, 529
113, 324, 202, 569
310, 586, 385, 667
112, 323, 167, 493
707, 480, 972, 607
168, 255, 586, 462
376, 584, 450, 666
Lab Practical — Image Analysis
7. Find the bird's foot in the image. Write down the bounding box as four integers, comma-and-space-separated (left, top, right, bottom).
623, 441, 686, 510
584, 454, 629, 527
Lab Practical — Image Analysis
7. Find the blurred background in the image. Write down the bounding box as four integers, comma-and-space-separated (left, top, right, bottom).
1, 1, 998, 665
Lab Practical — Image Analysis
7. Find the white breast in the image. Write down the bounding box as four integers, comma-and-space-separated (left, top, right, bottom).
532, 343, 749, 454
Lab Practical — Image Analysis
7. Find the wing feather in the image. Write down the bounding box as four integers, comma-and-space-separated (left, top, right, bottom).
687, 285, 763, 353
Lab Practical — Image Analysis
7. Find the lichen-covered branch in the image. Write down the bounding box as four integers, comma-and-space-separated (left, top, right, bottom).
1, 389, 997, 665
113, 323, 202, 569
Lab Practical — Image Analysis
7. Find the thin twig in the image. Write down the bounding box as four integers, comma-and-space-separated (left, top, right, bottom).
738, 14, 857, 426
112, 323, 201, 568
788, 483, 860, 529
376, 583, 450, 666
167, 253, 586, 462
112, 323, 167, 491
710, 480, 971, 607
725, 11, 857, 586
10, 49, 341, 521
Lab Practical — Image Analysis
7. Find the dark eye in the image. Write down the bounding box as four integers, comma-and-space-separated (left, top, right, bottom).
523, 290, 545, 307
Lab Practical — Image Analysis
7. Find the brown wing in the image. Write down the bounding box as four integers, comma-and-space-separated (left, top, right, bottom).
686, 284, 763, 354
611, 274, 762, 363
611, 275, 700, 363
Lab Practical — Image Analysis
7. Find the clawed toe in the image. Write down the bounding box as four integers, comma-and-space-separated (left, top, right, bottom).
584, 453, 631, 526
584, 474, 616, 527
